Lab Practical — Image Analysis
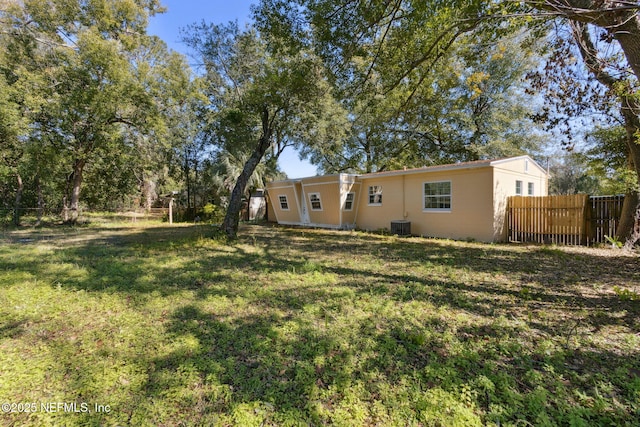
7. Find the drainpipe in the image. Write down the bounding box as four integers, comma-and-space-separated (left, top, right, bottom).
353, 180, 361, 229
292, 181, 302, 224
339, 174, 343, 228
403, 173, 408, 219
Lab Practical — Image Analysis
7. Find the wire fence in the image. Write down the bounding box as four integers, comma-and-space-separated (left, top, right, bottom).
0, 207, 172, 227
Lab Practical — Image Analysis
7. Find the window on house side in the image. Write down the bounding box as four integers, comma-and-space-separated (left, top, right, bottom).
309, 193, 322, 211
344, 192, 354, 211
368, 186, 382, 205
516, 180, 523, 195
528, 182, 534, 196
278, 195, 289, 210
423, 181, 451, 211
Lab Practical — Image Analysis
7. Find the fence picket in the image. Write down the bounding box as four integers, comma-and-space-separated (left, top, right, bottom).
507, 194, 627, 246
507, 194, 594, 245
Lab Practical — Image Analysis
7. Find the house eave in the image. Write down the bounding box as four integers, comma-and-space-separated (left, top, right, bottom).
359, 161, 492, 179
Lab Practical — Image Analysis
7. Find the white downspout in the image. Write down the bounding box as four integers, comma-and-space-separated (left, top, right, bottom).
339, 174, 343, 228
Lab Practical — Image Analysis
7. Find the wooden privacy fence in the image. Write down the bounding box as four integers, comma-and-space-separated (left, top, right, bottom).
589, 195, 625, 244
507, 194, 626, 246
508, 195, 589, 245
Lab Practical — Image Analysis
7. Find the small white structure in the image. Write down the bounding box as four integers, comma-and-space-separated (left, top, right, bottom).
248, 190, 267, 221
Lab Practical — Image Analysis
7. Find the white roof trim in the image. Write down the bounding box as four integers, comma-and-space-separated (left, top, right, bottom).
266, 184, 295, 190
359, 160, 492, 179
490, 155, 548, 175
268, 173, 359, 185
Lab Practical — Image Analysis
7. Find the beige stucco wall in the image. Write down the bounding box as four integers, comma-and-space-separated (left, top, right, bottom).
301, 176, 342, 226
357, 167, 496, 241
266, 182, 301, 224
355, 174, 405, 231
492, 159, 548, 195
491, 157, 549, 241
266, 193, 277, 222
268, 175, 362, 228
267, 157, 549, 242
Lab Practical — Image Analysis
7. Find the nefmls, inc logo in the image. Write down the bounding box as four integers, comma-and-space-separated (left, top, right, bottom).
40, 402, 90, 413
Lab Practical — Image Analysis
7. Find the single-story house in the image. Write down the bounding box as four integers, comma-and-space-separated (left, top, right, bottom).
265, 156, 548, 242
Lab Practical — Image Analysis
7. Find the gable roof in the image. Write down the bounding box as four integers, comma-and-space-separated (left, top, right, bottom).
490, 156, 548, 175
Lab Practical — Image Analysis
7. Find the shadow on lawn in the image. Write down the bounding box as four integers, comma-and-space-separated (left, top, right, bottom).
45, 222, 639, 348
148, 227, 638, 422
147, 296, 639, 424
245, 227, 639, 327
7, 223, 639, 424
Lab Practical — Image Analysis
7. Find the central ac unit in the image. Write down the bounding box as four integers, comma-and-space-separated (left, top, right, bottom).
390, 220, 411, 236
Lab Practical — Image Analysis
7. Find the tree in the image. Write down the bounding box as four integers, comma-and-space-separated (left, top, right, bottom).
0, 73, 26, 224
1, 0, 175, 223
548, 150, 602, 195
1, 1, 44, 225
183, 22, 346, 238
569, 21, 640, 246
206, 149, 285, 207
304, 34, 547, 174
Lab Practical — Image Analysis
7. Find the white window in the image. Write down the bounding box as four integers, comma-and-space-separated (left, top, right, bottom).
528, 182, 534, 196
515, 180, 523, 195
309, 193, 322, 211
344, 192, 354, 211
368, 186, 382, 205
278, 195, 289, 210
423, 181, 451, 211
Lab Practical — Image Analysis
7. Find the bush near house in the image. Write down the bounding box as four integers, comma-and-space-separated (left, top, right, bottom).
0, 221, 638, 426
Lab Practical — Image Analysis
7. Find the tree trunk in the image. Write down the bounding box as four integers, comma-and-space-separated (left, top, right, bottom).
221, 109, 272, 239
62, 196, 69, 222
142, 177, 155, 212
538, 1, 640, 78
608, 10, 640, 82
185, 147, 192, 213
617, 138, 640, 248
618, 191, 639, 245
13, 173, 23, 226
194, 158, 199, 209
36, 175, 43, 226
67, 159, 86, 224
616, 100, 640, 246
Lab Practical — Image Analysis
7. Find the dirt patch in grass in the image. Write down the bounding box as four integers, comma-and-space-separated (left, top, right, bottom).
1, 222, 638, 426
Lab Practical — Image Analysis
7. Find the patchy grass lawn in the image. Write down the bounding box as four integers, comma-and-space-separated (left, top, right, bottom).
0, 221, 639, 426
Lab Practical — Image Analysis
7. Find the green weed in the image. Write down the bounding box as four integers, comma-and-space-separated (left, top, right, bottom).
613, 285, 640, 301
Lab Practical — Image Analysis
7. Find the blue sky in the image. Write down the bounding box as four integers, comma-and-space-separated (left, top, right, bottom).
147, 0, 318, 179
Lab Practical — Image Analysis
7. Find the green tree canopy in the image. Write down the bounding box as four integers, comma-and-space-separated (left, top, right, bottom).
1, 0, 194, 223
183, 21, 347, 238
